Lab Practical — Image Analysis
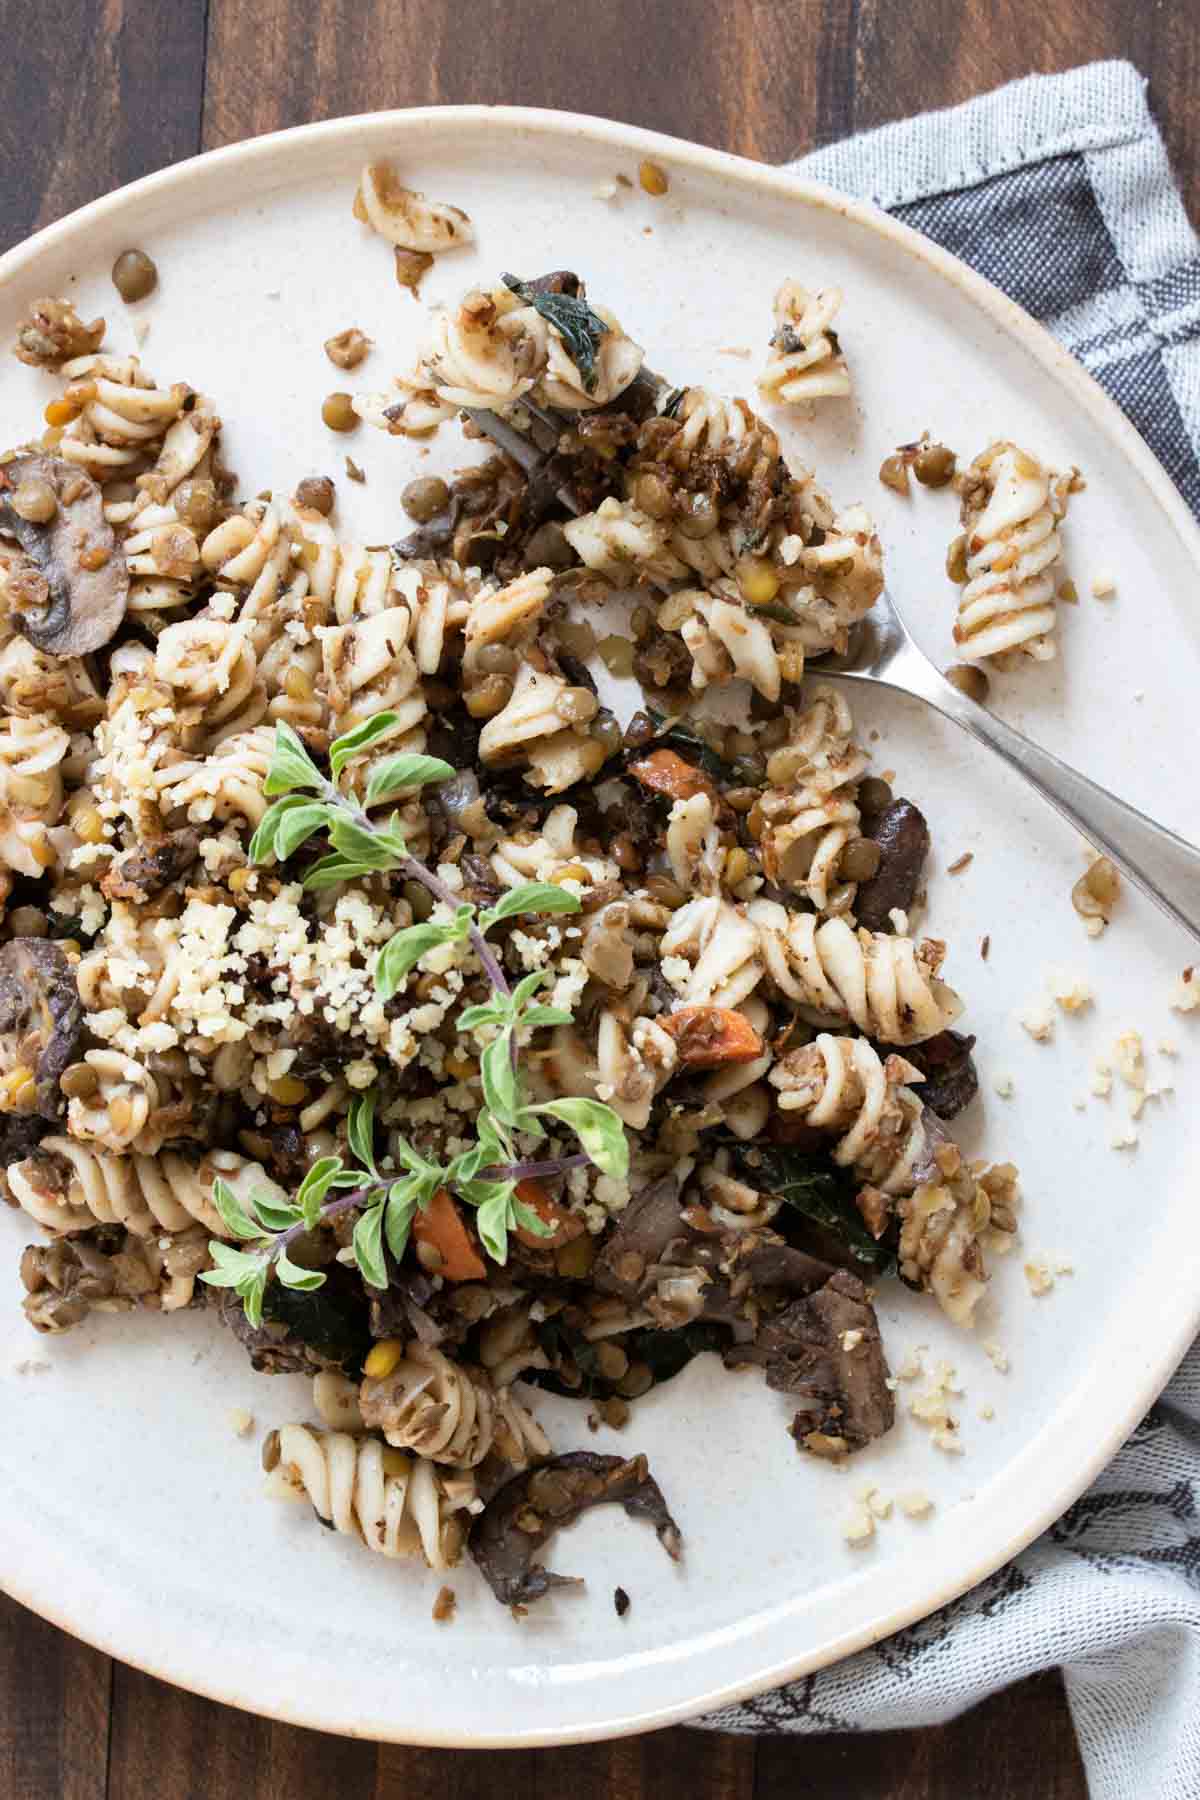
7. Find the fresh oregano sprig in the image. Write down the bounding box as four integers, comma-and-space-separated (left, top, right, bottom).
209, 719, 630, 1314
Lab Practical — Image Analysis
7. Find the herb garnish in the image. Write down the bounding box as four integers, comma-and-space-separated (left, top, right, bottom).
502, 273, 610, 393
726, 1140, 895, 1273
202, 718, 630, 1320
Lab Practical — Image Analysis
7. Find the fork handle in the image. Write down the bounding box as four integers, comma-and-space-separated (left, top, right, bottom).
905, 659, 1200, 946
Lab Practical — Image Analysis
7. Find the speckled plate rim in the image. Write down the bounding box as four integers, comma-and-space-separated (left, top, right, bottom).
2, 104, 1199, 1747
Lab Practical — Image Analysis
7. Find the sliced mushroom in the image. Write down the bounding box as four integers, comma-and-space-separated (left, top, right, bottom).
853, 798, 931, 932
469, 1451, 682, 1607
0, 455, 128, 655
0, 939, 83, 1121
755, 1269, 894, 1453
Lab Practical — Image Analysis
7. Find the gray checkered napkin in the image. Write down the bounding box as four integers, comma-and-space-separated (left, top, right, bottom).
693, 62, 1200, 1800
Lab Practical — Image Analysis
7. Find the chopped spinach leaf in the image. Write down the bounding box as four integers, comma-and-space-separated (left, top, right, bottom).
726, 1140, 896, 1274
502, 274, 610, 393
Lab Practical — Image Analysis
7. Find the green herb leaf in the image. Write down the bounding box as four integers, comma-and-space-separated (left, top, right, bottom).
296, 1156, 347, 1229
352, 1203, 388, 1290
211, 1176, 265, 1243
327, 813, 401, 869
346, 1092, 377, 1175
275, 1249, 327, 1293
248, 794, 325, 865
519, 1004, 573, 1028
509, 969, 551, 1010
248, 1190, 303, 1235
471, 1180, 518, 1263
502, 275, 610, 393
391, 1134, 444, 1180
375, 916, 465, 999
511, 1198, 553, 1239
725, 1141, 894, 1272
263, 721, 326, 796
301, 853, 388, 892
365, 752, 455, 804
200, 1240, 263, 1287
274, 801, 333, 861
384, 1183, 420, 1261
329, 711, 400, 777
480, 1029, 520, 1126
456, 999, 510, 1031
239, 1266, 268, 1328
478, 882, 583, 933
524, 1098, 629, 1178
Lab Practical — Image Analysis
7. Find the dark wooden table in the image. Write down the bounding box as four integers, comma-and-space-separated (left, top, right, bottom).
3, 3, 1196, 1794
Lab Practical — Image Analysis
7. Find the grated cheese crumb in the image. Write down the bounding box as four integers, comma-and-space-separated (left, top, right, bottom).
842, 1505, 876, 1546
1091, 1060, 1113, 1099
993, 1074, 1015, 1099
899, 1490, 934, 1519
839, 1329, 864, 1353
979, 1404, 995, 1421
984, 1340, 1010, 1373
1024, 1258, 1055, 1296
1019, 1002, 1055, 1042
1110, 1126, 1139, 1150
229, 1408, 254, 1437
1048, 970, 1093, 1013
1090, 572, 1116, 598
1171, 968, 1200, 1013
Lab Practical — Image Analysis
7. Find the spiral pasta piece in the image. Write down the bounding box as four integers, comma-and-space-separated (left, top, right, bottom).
757, 281, 851, 404
749, 901, 961, 1044
64, 1050, 162, 1153
757, 685, 869, 914
266, 1424, 476, 1570
770, 1033, 930, 1195
56, 354, 186, 476
359, 1343, 551, 1470
154, 619, 267, 748
6, 1140, 282, 1239
155, 724, 276, 828
354, 162, 474, 254
953, 442, 1073, 663
0, 713, 69, 875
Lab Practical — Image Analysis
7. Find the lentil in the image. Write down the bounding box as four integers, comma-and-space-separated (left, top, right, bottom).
321, 392, 359, 433
111, 248, 158, 303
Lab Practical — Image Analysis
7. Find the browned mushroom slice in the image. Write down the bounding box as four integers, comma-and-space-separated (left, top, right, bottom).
0, 939, 83, 1121
469, 1451, 682, 1608
0, 455, 128, 655
756, 1269, 895, 1454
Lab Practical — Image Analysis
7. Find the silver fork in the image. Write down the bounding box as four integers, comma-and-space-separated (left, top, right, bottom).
818, 591, 1200, 945
467, 405, 1200, 946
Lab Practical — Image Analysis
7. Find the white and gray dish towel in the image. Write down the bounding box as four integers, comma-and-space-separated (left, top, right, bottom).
693, 61, 1200, 1800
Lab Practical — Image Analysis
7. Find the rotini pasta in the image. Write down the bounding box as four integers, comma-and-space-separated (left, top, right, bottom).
756, 686, 869, 914
265, 1423, 476, 1570
953, 441, 1074, 663
6, 1140, 282, 1238
757, 281, 851, 404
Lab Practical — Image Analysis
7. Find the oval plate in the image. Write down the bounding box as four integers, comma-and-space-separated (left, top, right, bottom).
2, 106, 1199, 1746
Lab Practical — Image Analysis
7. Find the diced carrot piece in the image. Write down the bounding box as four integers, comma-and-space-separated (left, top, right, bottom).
412, 1188, 486, 1281
513, 1177, 586, 1251
661, 1005, 765, 1068
627, 748, 716, 803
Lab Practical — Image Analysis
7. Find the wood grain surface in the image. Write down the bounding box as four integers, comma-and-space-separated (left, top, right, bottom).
2, 2, 1196, 1793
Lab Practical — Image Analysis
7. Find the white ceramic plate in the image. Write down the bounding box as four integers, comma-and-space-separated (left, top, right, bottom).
3, 107, 1200, 1748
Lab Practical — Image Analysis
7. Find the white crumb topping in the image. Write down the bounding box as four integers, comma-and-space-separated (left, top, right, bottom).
1024, 1258, 1055, 1296
229, 1408, 254, 1437
1110, 1126, 1139, 1150
843, 1505, 876, 1545
1048, 970, 1093, 1013
1091, 1060, 1113, 1099
1090, 572, 1116, 598
898, 1490, 934, 1519
993, 1074, 1015, 1099
1171, 969, 1200, 1012
984, 1340, 1010, 1373
1019, 1002, 1055, 1042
